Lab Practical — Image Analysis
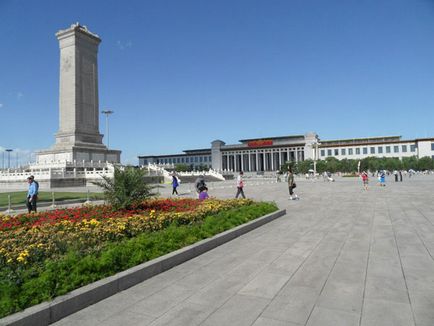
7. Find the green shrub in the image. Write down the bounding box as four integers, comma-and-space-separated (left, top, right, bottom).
92, 167, 156, 210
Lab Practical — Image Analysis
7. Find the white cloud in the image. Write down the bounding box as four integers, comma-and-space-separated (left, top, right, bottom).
0, 103, 3, 108
116, 40, 132, 51
17, 92, 23, 100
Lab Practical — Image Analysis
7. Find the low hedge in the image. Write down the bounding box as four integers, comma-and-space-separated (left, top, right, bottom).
0, 201, 277, 318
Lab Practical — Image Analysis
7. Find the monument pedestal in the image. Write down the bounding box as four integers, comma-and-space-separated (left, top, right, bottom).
36, 147, 121, 164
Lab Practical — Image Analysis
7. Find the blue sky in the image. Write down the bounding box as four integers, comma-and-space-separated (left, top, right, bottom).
1, 0, 434, 165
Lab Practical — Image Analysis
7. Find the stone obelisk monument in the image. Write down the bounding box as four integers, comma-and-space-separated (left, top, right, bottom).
37, 23, 121, 163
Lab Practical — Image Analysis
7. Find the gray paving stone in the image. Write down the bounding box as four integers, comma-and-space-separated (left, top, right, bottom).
262, 286, 318, 324
316, 281, 364, 313
306, 306, 360, 326
200, 294, 270, 326
252, 316, 300, 326
238, 270, 291, 299
409, 290, 434, 326
102, 311, 155, 326
365, 275, 409, 304
361, 299, 415, 326
404, 267, 434, 293
148, 302, 214, 326
127, 284, 193, 318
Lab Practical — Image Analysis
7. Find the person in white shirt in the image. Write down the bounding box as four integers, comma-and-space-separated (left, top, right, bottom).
235, 171, 246, 199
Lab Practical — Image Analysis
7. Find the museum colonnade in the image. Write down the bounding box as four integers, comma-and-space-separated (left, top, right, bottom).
221, 147, 304, 172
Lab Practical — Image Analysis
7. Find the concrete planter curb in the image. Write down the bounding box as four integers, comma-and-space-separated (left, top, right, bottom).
0, 199, 104, 212
0, 208, 286, 326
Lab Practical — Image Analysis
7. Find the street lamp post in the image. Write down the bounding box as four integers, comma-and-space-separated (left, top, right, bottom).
312, 141, 321, 176
5, 149, 13, 169
101, 110, 114, 149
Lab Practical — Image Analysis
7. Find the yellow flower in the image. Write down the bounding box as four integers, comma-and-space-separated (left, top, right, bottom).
90, 219, 99, 226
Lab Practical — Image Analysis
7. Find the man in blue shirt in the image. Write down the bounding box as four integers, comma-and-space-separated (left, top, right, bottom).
26, 175, 39, 213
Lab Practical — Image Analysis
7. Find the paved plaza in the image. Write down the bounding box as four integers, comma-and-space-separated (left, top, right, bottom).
50, 175, 434, 326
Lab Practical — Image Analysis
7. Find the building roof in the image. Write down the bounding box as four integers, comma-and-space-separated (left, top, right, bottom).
183, 148, 212, 154
320, 135, 402, 146
238, 135, 305, 143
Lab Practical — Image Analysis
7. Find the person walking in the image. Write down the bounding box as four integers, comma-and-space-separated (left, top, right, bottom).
361, 171, 369, 191
26, 175, 39, 213
288, 167, 298, 200
235, 171, 246, 199
171, 174, 179, 196
380, 170, 386, 187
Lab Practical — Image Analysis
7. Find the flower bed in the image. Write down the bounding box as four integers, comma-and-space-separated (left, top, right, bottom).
0, 199, 251, 268
0, 198, 277, 318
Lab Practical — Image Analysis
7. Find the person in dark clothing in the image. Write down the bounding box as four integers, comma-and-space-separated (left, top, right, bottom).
287, 167, 298, 200
172, 175, 179, 195
195, 176, 206, 196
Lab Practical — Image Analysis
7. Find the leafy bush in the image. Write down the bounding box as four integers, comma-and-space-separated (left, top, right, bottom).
93, 167, 156, 210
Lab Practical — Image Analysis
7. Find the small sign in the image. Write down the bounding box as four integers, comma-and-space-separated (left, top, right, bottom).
248, 140, 273, 147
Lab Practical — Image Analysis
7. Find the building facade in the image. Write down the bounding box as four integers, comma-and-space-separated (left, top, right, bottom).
138, 134, 434, 172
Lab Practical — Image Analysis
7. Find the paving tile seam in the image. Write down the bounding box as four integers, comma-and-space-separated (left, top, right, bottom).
147, 214, 294, 326
302, 209, 363, 326
387, 201, 418, 326
252, 209, 358, 326
358, 205, 375, 326
197, 210, 343, 326
405, 202, 434, 262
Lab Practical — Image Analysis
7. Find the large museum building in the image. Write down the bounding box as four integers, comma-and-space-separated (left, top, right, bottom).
138, 133, 434, 172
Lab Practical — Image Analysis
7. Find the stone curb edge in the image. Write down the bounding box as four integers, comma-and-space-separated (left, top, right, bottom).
0, 208, 286, 326
0, 199, 104, 212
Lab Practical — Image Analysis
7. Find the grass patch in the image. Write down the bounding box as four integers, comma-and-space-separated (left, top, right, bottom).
0, 192, 104, 208
0, 201, 277, 318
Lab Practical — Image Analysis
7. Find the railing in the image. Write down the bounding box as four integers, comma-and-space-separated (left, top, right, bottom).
0, 161, 115, 182
145, 164, 225, 181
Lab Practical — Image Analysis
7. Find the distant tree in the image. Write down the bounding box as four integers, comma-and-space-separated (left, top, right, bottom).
402, 156, 418, 170
194, 164, 210, 171
296, 159, 313, 174
325, 157, 340, 173
315, 160, 327, 174
417, 157, 433, 171
174, 164, 191, 172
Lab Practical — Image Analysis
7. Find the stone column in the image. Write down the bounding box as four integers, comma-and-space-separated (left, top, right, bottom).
211, 140, 225, 170
263, 152, 266, 171
279, 148, 283, 169
255, 151, 259, 171
248, 152, 251, 172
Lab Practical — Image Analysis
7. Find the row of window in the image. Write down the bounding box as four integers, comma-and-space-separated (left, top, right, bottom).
144, 156, 212, 165
321, 144, 416, 157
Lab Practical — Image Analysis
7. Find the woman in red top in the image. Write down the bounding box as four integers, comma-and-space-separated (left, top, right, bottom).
361, 171, 369, 191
